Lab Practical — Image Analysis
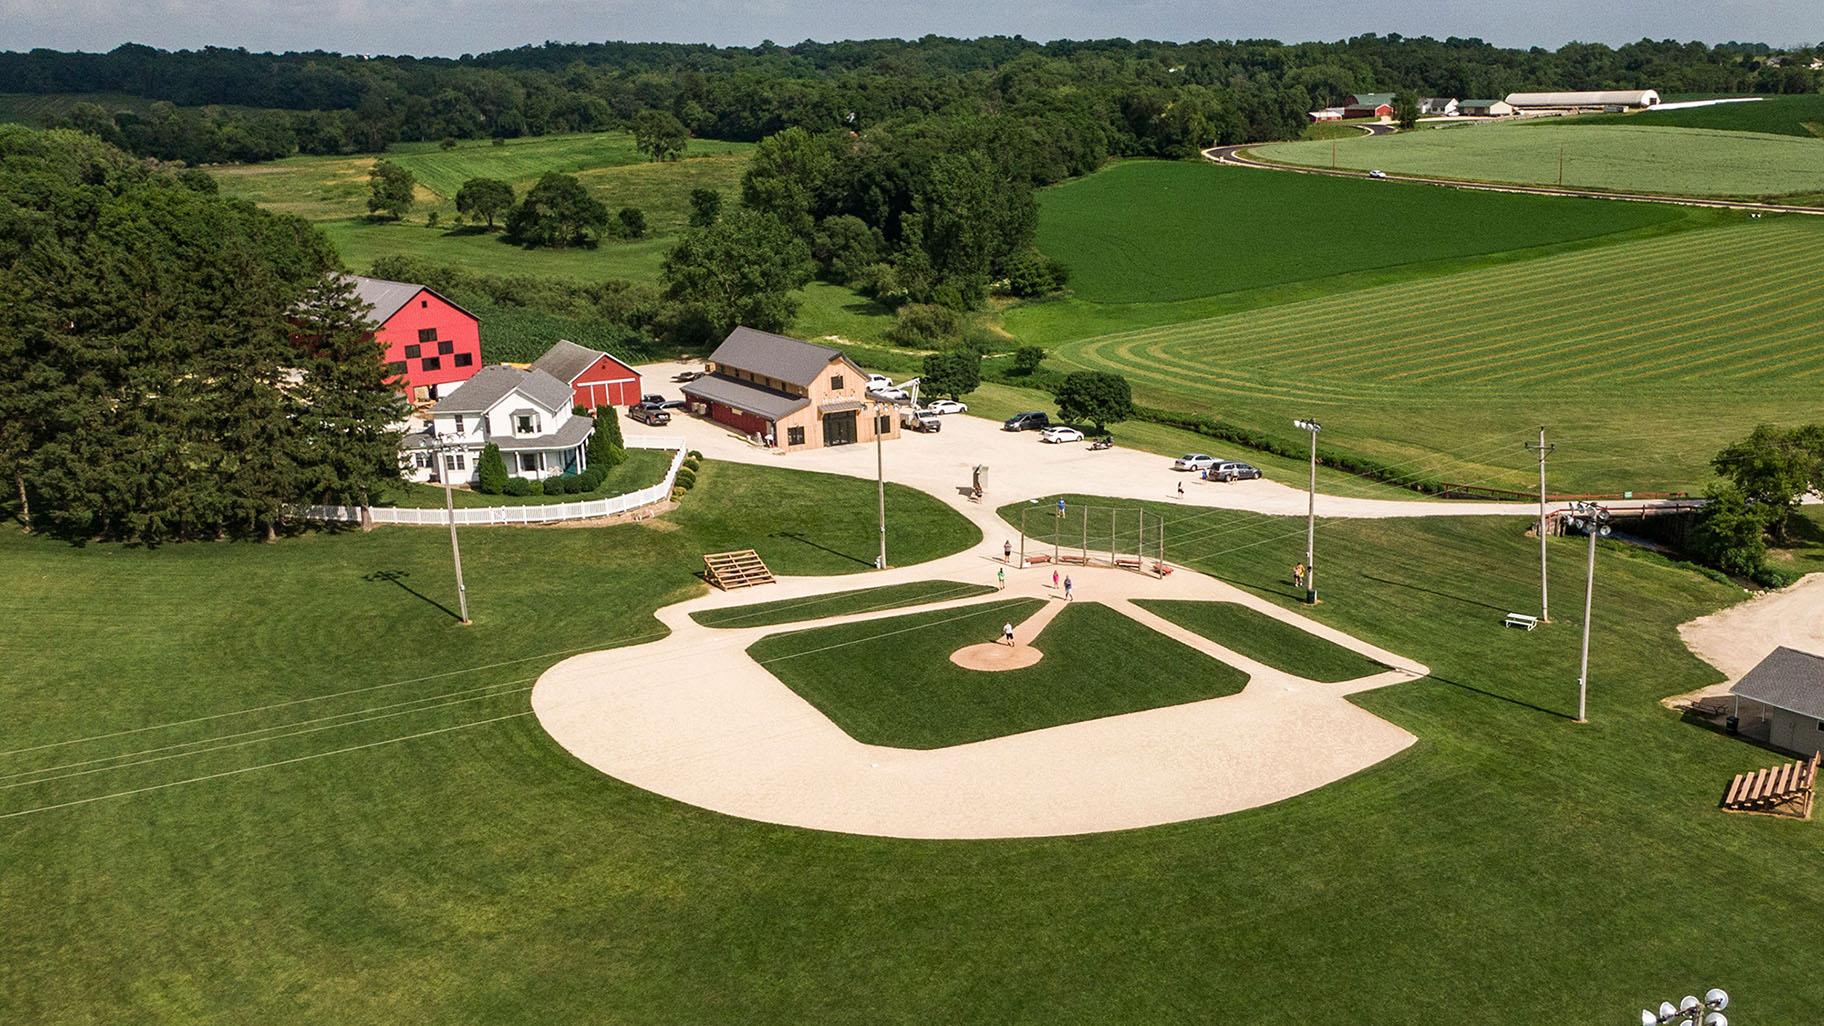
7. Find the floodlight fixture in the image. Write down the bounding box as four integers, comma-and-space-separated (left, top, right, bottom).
1705, 990, 1729, 1011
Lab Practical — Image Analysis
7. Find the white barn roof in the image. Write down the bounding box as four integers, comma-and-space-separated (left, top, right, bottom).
1504, 90, 1660, 108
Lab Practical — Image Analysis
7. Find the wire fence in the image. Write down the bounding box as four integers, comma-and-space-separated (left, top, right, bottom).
1018, 502, 1166, 574
299, 436, 687, 527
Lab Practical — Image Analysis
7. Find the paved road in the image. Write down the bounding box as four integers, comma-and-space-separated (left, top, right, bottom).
1203, 139, 1824, 217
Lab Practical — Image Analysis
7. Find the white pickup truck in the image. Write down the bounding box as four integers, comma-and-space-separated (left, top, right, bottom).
900, 408, 942, 433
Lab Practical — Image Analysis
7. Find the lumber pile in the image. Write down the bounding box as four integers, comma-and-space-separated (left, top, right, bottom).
703, 550, 776, 590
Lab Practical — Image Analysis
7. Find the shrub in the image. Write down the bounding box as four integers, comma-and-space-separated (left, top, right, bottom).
674, 466, 697, 490
1001, 249, 1069, 297
670, 486, 686, 502
616, 206, 647, 239
853, 262, 903, 304
475, 444, 509, 494
1751, 564, 1800, 589
588, 407, 625, 469
440, 137, 458, 150
1012, 345, 1046, 375
579, 467, 606, 490
687, 449, 703, 460
503, 477, 533, 496
886, 303, 965, 347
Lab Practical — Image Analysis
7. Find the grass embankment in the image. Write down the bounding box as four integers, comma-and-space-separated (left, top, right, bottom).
3, 473, 1816, 1023
748, 599, 1249, 748
1135, 600, 1385, 681
1047, 217, 1824, 494
1252, 122, 1824, 199
379, 449, 673, 508
692, 580, 996, 628
1570, 94, 1824, 138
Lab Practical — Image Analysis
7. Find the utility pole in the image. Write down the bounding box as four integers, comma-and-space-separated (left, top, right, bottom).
1526, 427, 1554, 622
875, 402, 887, 570
1294, 419, 1322, 604
1567, 502, 1611, 723
436, 436, 471, 625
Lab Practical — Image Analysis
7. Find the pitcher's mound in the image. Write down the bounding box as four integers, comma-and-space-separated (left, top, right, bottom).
950, 643, 1043, 671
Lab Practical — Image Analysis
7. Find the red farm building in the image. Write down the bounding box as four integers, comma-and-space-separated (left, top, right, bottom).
531, 339, 643, 408
351, 275, 482, 404
1341, 93, 1396, 119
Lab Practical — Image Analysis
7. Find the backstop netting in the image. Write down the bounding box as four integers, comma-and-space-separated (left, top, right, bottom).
1018, 503, 1166, 575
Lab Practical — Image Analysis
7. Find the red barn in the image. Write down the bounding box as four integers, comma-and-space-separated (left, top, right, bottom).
352, 275, 482, 403
531, 339, 643, 408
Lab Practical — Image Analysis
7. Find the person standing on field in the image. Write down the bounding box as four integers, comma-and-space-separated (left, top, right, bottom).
1003, 539, 1012, 562
1003, 622, 1015, 646
1052, 568, 1060, 590
997, 567, 1005, 590
1063, 575, 1074, 601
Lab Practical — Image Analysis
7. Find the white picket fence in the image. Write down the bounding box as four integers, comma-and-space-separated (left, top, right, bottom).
302, 436, 689, 527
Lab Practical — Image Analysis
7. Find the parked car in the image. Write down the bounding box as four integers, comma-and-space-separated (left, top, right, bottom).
1210, 461, 1263, 482
640, 393, 666, 406
901, 409, 942, 433
870, 386, 911, 402
926, 399, 968, 415
1003, 411, 1051, 431
671, 370, 703, 383
1039, 426, 1084, 444
1173, 453, 1216, 471
1368, 169, 1387, 180
652, 398, 686, 410
865, 373, 893, 390
628, 405, 670, 426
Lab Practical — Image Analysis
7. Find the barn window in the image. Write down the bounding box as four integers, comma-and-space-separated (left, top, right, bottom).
454, 352, 473, 367
421, 357, 441, 371
876, 414, 892, 435
830, 375, 844, 391
418, 328, 437, 343
787, 426, 805, 446
420, 300, 428, 309
438, 340, 454, 355
404, 344, 421, 359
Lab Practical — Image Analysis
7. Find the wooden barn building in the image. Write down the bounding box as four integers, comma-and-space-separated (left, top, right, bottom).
351, 274, 482, 404
682, 327, 899, 451
532, 339, 643, 409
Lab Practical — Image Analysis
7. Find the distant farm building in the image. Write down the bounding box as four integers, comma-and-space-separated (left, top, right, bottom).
352, 274, 482, 404
1458, 98, 1516, 117
1504, 90, 1661, 112
1730, 647, 1824, 757
531, 339, 642, 409
1418, 97, 1459, 116
1308, 107, 1346, 122
1341, 93, 1395, 119
682, 327, 899, 451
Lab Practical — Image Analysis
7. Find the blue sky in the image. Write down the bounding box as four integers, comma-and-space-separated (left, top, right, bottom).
0, 0, 1818, 57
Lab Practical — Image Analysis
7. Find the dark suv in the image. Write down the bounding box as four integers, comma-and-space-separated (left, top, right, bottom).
1002, 411, 1051, 432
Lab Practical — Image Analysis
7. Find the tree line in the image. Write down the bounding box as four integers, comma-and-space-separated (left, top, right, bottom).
11, 35, 1818, 166
0, 125, 405, 543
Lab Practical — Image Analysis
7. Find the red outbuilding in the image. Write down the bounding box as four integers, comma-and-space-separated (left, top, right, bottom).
351, 275, 483, 403
531, 339, 643, 408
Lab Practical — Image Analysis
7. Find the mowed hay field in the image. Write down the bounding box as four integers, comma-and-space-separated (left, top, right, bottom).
1572, 94, 1824, 138
1054, 217, 1824, 492
1254, 122, 1824, 199
214, 132, 753, 282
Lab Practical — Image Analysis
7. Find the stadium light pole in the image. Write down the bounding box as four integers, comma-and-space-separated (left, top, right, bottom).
874, 400, 887, 570
1526, 426, 1555, 622
1294, 419, 1321, 604
1566, 501, 1611, 722
433, 434, 472, 625
1640, 988, 1729, 1026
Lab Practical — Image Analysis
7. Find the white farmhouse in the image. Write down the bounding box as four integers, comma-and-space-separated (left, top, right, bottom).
400, 365, 593, 485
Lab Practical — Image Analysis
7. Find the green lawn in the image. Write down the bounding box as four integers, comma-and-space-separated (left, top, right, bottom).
1031, 160, 1688, 305
692, 580, 996, 628
1048, 217, 1824, 493
4, 474, 1819, 1023
377, 449, 673, 508
747, 599, 1250, 748
1135, 600, 1386, 682
1570, 94, 1824, 138
1254, 123, 1824, 199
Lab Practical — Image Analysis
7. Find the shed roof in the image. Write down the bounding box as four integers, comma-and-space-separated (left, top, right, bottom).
532, 339, 627, 385
431, 365, 573, 416
1731, 646, 1824, 720
681, 373, 810, 422
491, 415, 594, 452
706, 326, 845, 388
1345, 93, 1395, 108
348, 274, 478, 326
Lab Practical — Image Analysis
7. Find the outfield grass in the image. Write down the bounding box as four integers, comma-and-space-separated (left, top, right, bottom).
1050, 217, 1824, 492
6, 483, 1817, 1023
377, 449, 673, 508
692, 580, 997, 628
1571, 94, 1824, 138
748, 599, 1250, 748
1254, 123, 1824, 199
1031, 160, 1688, 305
1135, 600, 1386, 681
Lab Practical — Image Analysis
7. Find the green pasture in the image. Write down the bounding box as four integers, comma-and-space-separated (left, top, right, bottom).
748, 599, 1250, 747
692, 580, 996, 628
318, 218, 674, 284
7, 464, 1820, 1022
1571, 94, 1824, 138
1253, 123, 1824, 199
1031, 160, 1688, 305
1135, 600, 1386, 681
1051, 217, 1824, 492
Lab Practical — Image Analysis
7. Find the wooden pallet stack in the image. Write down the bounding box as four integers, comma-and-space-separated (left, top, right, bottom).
703, 550, 776, 590
1720, 751, 1819, 818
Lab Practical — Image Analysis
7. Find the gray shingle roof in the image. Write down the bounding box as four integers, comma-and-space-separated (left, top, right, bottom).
681, 373, 810, 421
431, 365, 573, 416
532, 339, 624, 385
492, 415, 593, 452
348, 274, 478, 326
706, 326, 844, 388
1731, 646, 1824, 720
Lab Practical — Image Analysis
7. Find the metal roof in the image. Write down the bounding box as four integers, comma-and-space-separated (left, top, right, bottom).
431, 365, 574, 416
706, 326, 846, 388
532, 339, 634, 385
1505, 90, 1660, 108
1731, 646, 1824, 720
491, 416, 593, 452
348, 274, 478, 326
681, 373, 810, 421
1345, 93, 1395, 108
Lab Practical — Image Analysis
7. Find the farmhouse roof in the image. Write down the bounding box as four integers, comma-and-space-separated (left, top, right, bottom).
1504, 90, 1660, 108
681, 373, 810, 421
706, 326, 845, 388
491, 415, 594, 452
532, 339, 625, 385
431, 365, 573, 416
347, 274, 477, 325
1732, 647, 1824, 720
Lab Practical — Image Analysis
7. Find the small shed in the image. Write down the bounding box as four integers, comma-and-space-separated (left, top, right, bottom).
1730, 646, 1824, 756
531, 339, 642, 409
1459, 99, 1516, 117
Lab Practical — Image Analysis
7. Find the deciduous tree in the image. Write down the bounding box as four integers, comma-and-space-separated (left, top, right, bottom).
506, 171, 609, 247
366, 159, 415, 220
1055, 371, 1134, 433
455, 177, 514, 229
661, 208, 812, 336
632, 109, 688, 161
